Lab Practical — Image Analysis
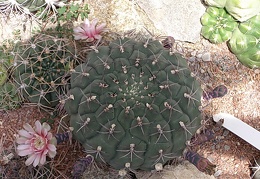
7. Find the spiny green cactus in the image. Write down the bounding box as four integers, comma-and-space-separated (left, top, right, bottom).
13, 34, 79, 109
228, 14, 260, 68
0, 0, 67, 19
65, 38, 202, 171
0, 82, 21, 110
201, 7, 238, 43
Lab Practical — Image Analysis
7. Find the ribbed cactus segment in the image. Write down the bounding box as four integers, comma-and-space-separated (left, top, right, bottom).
13, 34, 77, 109
65, 38, 202, 171
228, 14, 260, 68
201, 7, 238, 43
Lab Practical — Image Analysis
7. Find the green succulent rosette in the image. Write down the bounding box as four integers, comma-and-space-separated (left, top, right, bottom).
65, 38, 202, 171
228, 14, 260, 68
201, 7, 238, 43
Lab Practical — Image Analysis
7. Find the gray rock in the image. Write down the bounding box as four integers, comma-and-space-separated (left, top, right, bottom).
201, 52, 211, 62
214, 170, 222, 177
139, 161, 215, 179
254, 69, 260, 74
224, 145, 230, 151
222, 129, 230, 136
135, 0, 206, 43
188, 56, 196, 62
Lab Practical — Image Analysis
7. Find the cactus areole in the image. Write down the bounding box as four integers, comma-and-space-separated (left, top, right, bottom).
65, 38, 202, 171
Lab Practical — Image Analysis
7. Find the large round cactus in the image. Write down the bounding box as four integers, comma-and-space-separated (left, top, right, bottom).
65, 38, 202, 171
13, 34, 78, 109
201, 7, 238, 43
228, 14, 260, 68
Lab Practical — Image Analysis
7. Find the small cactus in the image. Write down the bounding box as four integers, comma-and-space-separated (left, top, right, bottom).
201, 7, 238, 43
65, 37, 202, 171
13, 34, 79, 109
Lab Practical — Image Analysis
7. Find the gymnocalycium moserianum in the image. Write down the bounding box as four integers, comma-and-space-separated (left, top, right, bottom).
65, 37, 203, 172
13, 34, 79, 110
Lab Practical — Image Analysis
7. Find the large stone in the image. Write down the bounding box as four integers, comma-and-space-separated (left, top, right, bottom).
138, 161, 216, 179
86, 0, 206, 43
135, 0, 206, 43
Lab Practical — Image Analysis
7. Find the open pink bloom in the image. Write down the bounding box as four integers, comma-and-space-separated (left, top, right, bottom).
73, 18, 108, 42
16, 121, 57, 167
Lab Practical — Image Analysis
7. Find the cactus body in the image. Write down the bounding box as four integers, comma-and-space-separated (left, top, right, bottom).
228, 14, 260, 68
201, 7, 238, 43
65, 38, 202, 171
13, 34, 78, 109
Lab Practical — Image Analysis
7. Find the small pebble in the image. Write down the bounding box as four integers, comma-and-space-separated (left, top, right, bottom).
222, 129, 229, 136
196, 53, 202, 59
191, 51, 197, 57
216, 144, 220, 149
201, 52, 211, 62
214, 170, 222, 177
254, 69, 260, 74
188, 56, 196, 62
224, 145, 230, 151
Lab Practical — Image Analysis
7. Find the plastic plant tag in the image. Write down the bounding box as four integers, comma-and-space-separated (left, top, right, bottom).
213, 113, 260, 151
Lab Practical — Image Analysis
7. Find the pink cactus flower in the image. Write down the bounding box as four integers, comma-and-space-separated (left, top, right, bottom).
16, 121, 57, 167
73, 18, 108, 42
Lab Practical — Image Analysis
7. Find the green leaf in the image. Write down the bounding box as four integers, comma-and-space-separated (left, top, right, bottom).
70, 4, 79, 13
57, 6, 67, 15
